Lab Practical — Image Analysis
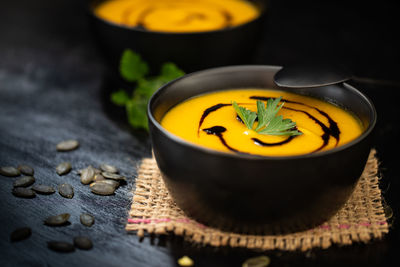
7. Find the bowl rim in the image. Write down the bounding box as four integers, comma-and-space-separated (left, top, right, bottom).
148, 65, 377, 160
87, 0, 267, 36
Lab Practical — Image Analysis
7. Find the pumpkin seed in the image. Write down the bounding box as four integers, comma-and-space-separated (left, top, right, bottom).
13, 176, 35, 187
90, 180, 119, 188
242, 256, 271, 267
17, 165, 34, 176
32, 184, 55, 194
56, 162, 72, 176
90, 183, 115, 196
56, 140, 79, 152
78, 166, 101, 175
12, 188, 36, 198
102, 172, 126, 181
99, 164, 118, 174
178, 256, 194, 267
58, 183, 74, 198
80, 213, 95, 227
80, 166, 95, 185
73, 236, 93, 250
44, 213, 70, 226
93, 173, 105, 182
0, 166, 20, 177
10, 227, 31, 242
47, 241, 75, 252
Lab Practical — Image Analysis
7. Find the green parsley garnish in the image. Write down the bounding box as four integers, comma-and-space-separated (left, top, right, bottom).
232, 97, 302, 136
111, 49, 185, 131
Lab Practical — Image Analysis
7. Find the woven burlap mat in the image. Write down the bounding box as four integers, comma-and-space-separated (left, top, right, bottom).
126, 149, 389, 251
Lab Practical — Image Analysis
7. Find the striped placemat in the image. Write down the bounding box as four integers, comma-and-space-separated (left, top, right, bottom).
126, 149, 389, 251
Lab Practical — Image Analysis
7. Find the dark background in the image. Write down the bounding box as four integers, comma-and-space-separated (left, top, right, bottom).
0, 0, 399, 266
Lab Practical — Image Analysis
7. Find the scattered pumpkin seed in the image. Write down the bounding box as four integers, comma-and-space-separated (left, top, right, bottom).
56, 139, 79, 152
80, 213, 95, 227
102, 172, 126, 181
32, 184, 55, 195
90, 180, 119, 188
99, 164, 118, 174
93, 173, 105, 182
78, 166, 100, 175
73, 236, 93, 250
56, 162, 72, 176
0, 166, 20, 177
44, 213, 70, 226
58, 183, 74, 198
10, 227, 32, 242
12, 187, 36, 198
178, 256, 194, 267
13, 176, 35, 187
242, 256, 271, 267
90, 183, 116, 196
47, 241, 75, 252
17, 165, 34, 176
80, 166, 95, 185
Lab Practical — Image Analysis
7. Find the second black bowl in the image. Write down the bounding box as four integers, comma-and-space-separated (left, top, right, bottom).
87, 0, 267, 73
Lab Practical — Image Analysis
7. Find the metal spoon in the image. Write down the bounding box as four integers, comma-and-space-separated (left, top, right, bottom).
274, 64, 352, 88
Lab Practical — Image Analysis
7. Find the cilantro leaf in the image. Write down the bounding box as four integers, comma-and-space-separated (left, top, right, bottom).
159, 62, 186, 82
133, 79, 161, 99
112, 49, 185, 131
232, 101, 257, 130
110, 90, 130, 106
257, 116, 301, 136
255, 97, 282, 131
233, 98, 302, 136
119, 50, 149, 82
126, 97, 149, 131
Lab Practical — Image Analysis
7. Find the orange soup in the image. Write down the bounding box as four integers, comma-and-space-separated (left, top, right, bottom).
161, 89, 363, 156
95, 0, 260, 33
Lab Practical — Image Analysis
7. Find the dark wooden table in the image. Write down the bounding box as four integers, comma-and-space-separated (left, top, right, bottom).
1, 0, 399, 266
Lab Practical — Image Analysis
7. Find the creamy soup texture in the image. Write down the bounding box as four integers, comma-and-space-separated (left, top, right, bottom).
161, 89, 364, 156
95, 0, 260, 32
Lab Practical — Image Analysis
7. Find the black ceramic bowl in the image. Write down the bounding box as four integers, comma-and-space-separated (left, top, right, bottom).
148, 65, 377, 234
87, 0, 267, 73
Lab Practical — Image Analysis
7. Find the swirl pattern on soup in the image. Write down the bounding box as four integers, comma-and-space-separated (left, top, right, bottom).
161, 89, 363, 156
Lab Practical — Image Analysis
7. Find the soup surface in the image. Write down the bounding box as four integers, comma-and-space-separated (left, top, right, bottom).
161, 89, 364, 156
95, 0, 260, 33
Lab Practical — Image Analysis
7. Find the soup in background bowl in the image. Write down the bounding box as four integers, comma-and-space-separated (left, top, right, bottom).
94, 0, 261, 33
148, 65, 376, 234
87, 0, 267, 73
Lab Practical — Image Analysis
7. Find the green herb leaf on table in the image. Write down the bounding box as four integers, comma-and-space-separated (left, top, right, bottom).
111, 49, 185, 131
233, 97, 302, 136
110, 90, 130, 106
160, 63, 185, 82
119, 50, 149, 82
126, 97, 148, 130
135, 79, 164, 99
